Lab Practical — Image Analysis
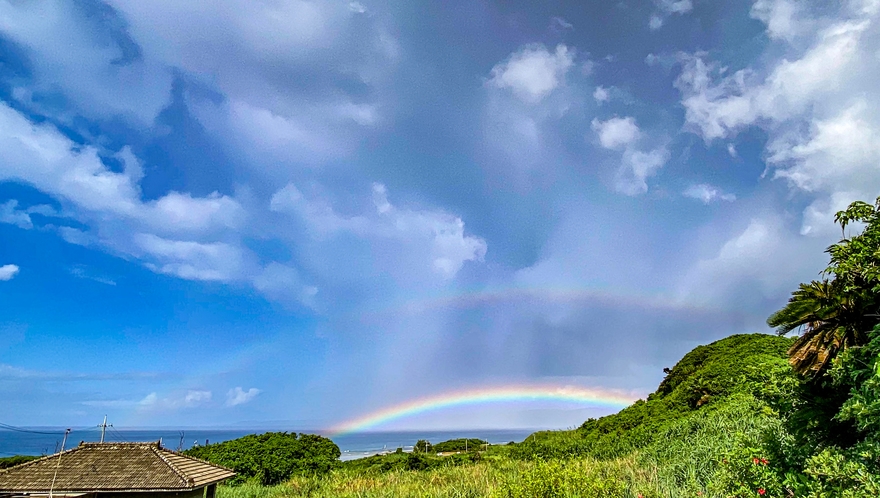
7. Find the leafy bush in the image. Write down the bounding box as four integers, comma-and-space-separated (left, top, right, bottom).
184, 432, 340, 485
433, 438, 487, 453
413, 439, 433, 453
511, 334, 793, 462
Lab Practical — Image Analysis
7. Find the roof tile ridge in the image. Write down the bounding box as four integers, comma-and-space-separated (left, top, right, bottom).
161, 447, 236, 473
151, 445, 193, 487
0, 445, 82, 475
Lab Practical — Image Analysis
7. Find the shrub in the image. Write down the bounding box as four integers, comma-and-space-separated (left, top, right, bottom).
184, 432, 340, 485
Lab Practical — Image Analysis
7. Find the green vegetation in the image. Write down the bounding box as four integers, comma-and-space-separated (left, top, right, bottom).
0, 455, 38, 469
200, 198, 880, 497
184, 432, 340, 485
433, 438, 488, 453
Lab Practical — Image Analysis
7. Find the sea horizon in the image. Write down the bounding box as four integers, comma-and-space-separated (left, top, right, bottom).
0, 427, 540, 458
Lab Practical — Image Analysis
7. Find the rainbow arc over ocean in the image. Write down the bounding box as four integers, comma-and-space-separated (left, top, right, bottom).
328, 384, 639, 436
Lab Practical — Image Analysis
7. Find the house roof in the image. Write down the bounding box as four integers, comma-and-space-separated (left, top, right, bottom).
0, 442, 235, 493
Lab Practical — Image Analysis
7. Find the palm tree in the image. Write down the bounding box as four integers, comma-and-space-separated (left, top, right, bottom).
768, 279, 873, 377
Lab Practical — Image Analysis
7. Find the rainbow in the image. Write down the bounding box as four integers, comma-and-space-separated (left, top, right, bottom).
327, 384, 639, 436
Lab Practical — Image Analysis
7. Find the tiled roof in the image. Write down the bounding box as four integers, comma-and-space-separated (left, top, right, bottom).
0, 442, 235, 492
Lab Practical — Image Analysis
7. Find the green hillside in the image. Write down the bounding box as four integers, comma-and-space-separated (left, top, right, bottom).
514, 333, 794, 461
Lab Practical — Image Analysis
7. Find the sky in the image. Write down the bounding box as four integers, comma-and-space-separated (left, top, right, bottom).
1, 0, 879, 431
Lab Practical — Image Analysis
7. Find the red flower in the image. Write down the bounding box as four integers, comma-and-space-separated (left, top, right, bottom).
760, 458, 769, 465
757, 488, 766, 495
753, 457, 760, 464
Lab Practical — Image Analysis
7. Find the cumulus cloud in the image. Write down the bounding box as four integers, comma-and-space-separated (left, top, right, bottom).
0, 201, 42, 229
270, 182, 487, 281
488, 44, 575, 103
1, 0, 396, 173
658, 0, 694, 14
593, 86, 610, 103
674, 0, 880, 237
226, 387, 261, 407
0, 201, 31, 229
139, 390, 212, 410
0, 102, 253, 283
591, 117, 641, 149
649, 15, 664, 30
104, 0, 397, 167
591, 117, 668, 195
683, 184, 737, 204
0, 0, 173, 125
253, 263, 319, 309
676, 215, 827, 312
750, 0, 803, 40
649, 0, 694, 31
0, 265, 20, 281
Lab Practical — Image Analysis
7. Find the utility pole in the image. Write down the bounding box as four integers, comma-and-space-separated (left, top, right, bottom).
49, 428, 71, 498
98, 416, 112, 443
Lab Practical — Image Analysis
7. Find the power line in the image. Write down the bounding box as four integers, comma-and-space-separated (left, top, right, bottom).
108, 426, 130, 443
0, 423, 67, 435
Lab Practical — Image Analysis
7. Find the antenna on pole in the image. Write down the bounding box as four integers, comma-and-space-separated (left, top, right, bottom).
49, 428, 71, 498
98, 416, 112, 443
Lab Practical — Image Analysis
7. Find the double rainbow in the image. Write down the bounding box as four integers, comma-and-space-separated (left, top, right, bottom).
327, 384, 639, 436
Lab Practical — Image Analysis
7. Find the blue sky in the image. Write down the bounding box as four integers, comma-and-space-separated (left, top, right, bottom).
2, 0, 879, 430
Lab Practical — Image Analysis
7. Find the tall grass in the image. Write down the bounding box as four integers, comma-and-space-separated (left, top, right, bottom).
215, 396, 779, 498
216, 458, 670, 498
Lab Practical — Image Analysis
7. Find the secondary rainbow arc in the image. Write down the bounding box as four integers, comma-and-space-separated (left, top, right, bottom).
327, 384, 639, 436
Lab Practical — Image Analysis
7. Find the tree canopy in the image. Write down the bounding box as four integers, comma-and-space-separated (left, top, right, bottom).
184, 432, 340, 485
769, 196, 880, 376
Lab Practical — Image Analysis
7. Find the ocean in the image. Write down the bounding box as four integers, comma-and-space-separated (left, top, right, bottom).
0, 428, 537, 460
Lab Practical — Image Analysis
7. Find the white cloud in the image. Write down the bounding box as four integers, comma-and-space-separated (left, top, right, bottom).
550, 16, 573, 31
591, 117, 668, 195
2, 0, 397, 172
683, 184, 737, 203
659, 0, 694, 14
593, 86, 610, 103
750, 0, 802, 41
139, 390, 212, 410
253, 263, 319, 309
0, 201, 34, 229
488, 44, 575, 103
134, 234, 247, 282
270, 183, 487, 281
0, 201, 59, 230
226, 387, 261, 407
349, 1, 367, 14
675, 1, 880, 236
69, 266, 116, 286
0, 265, 20, 281
727, 143, 738, 157
185, 390, 212, 405
649, 0, 693, 31
617, 147, 670, 195
102, 0, 396, 166
676, 216, 827, 310
649, 15, 664, 30
676, 19, 869, 141
0, 0, 173, 125
591, 117, 641, 149
139, 393, 158, 406
0, 102, 253, 283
